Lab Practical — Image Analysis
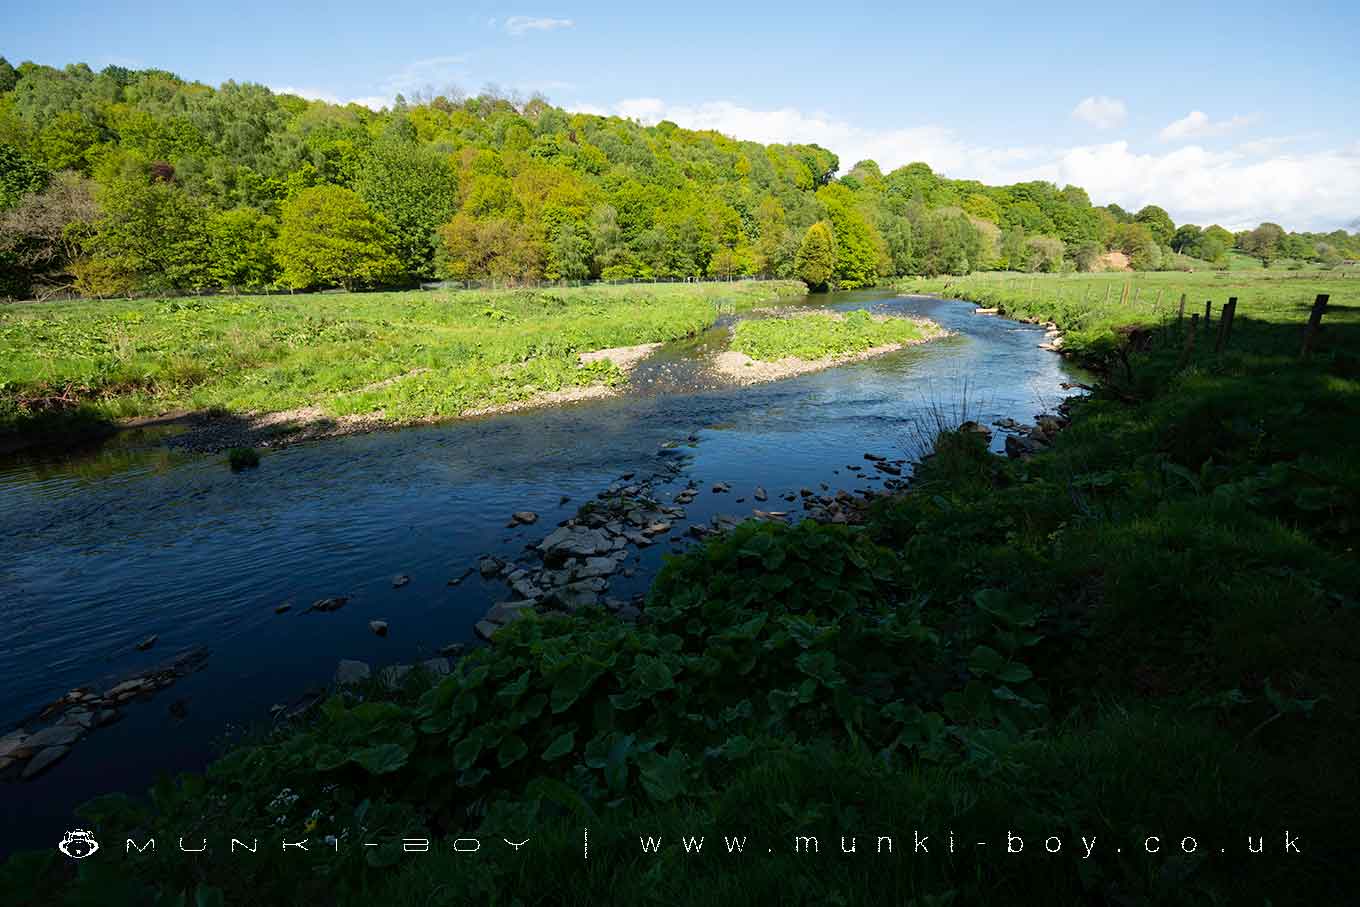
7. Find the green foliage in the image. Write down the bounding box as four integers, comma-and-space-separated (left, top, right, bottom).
730, 310, 942, 361
0, 280, 805, 434
226, 446, 259, 470
794, 221, 836, 289
275, 185, 401, 291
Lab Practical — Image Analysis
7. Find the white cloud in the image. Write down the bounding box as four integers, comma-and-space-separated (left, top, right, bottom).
505, 16, 574, 36
271, 85, 390, 110
569, 97, 1360, 232
1071, 96, 1128, 129
1160, 110, 1258, 142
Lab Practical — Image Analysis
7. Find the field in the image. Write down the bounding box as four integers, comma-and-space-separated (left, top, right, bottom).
901, 268, 1359, 362
729, 309, 942, 361
0, 281, 805, 439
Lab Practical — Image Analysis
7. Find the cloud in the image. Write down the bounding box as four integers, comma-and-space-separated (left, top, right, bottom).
271, 85, 390, 110
1160, 110, 1258, 142
1071, 96, 1128, 129
569, 96, 1360, 231
505, 16, 574, 36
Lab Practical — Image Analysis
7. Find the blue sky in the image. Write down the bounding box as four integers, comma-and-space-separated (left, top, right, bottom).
4, 0, 1358, 230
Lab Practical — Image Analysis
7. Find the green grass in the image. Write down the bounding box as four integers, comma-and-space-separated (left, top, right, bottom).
729, 309, 943, 361
0, 281, 806, 436
5, 269, 1359, 904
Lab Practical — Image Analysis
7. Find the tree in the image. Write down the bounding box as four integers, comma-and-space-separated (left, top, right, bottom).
1134, 205, 1175, 246
1240, 222, 1285, 267
0, 171, 97, 297
1024, 235, 1065, 273
275, 185, 401, 290
89, 164, 214, 291
1170, 224, 1202, 253
207, 207, 278, 291
0, 57, 17, 93
355, 141, 459, 277
795, 221, 836, 290
0, 142, 49, 210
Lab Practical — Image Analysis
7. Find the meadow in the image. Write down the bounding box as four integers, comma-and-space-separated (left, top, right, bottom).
0, 281, 805, 437
729, 309, 943, 361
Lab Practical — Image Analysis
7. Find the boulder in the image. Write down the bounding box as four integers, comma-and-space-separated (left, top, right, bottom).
512, 511, 539, 525
711, 482, 730, 493
391, 574, 410, 588
753, 486, 768, 501
24, 724, 84, 749
572, 556, 620, 579
22, 745, 71, 780
539, 526, 614, 561
103, 679, 148, 699
419, 658, 452, 677
474, 620, 500, 642
335, 660, 371, 685
368, 620, 389, 637
136, 635, 158, 651
486, 601, 535, 624
0, 730, 29, 760
308, 596, 348, 613
478, 557, 502, 577
379, 665, 412, 690
439, 643, 465, 658
863, 452, 886, 462
642, 521, 671, 536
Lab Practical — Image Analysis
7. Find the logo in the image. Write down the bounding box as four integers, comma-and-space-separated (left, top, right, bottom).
58, 829, 100, 859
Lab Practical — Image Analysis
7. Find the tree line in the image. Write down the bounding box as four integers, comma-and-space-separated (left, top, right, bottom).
2, 57, 1357, 300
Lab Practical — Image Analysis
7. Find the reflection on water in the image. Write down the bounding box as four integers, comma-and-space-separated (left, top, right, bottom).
0, 290, 1085, 854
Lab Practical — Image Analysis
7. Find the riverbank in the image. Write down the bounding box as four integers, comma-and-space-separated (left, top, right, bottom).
712, 309, 947, 385
4, 279, 1357, 904
0, 281, 805, 453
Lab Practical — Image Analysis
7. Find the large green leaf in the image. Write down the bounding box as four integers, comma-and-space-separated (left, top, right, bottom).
351, 743, 410, 775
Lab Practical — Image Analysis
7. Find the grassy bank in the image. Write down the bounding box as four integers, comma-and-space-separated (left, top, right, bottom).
4, 270, 1358, 904
730, 309, 942, 361
0, 281, 805, 439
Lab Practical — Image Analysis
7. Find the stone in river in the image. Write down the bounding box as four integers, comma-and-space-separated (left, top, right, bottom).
572, 556, 620, 579
864, 452, 886, 462
392, 574, 410, 588
753, 486, 768, 501
486, 601, 535, 624
308, 596, 348, 613
479, 557, 502, 577
335, 660, 371, 685
0, 730, 29, 760
275, 603, 292, 614
22, 745, 71, 780
474, 620, 500, 642
136, 635, 158, 651
369, 620, 389, 637
711, 482, 730, 493
24, 724, 84, 749
512, 511, 539, 525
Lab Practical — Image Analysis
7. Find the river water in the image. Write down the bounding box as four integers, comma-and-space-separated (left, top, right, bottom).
0, 290, 1083, 855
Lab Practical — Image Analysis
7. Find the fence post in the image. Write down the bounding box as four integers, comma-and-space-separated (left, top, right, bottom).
1176, 292, 1187, 326
1179, 313, 1199, 368
1300, 293, 1330, 358
1217, 296, 1238, 351
1203, 300, 1212, 331
1119, 282, 1130, 306
1104, 285, 1112, 305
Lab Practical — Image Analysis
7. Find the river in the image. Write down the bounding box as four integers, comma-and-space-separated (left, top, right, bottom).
0, 289, 1084, 855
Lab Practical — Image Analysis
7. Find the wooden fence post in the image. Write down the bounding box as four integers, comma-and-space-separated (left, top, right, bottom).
1134, 287, 1143, 304
1177, 292, 1187, 325
1179, 313, 1199, 368
1203, 300, 1212, 331
1300, 294, 1330, 358
1104, 285, 1112, 305
1119, 282, 1130, 306
1220, 297, 1238, 350
1155, 289, 1163, 308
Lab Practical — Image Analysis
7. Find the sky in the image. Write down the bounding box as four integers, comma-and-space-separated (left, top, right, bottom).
4, 0, 1358, 232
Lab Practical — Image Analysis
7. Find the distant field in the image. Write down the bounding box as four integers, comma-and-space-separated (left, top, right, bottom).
0, 281, 806, 435
900, 269, 1358, 360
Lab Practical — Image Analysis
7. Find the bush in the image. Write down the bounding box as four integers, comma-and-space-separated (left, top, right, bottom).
227, 447, 260, 470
